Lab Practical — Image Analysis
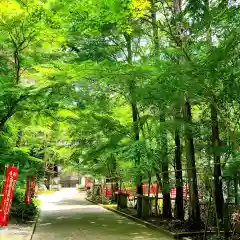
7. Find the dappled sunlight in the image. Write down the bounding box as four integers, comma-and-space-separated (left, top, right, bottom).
32, 191, 173, 240
41, 204, 103, 211
0, 225, 32, 240
56, 216, 67, 220
0, 0, 237, 239
39, 223, 52, 226
101, 224, 108, 227
142, 232, 154, 236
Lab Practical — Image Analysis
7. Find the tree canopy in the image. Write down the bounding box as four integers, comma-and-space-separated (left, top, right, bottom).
1, 0, 240, 235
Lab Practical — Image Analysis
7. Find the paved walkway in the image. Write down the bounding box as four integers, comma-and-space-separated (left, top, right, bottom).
0, 223, 33, 240
32, 188, 173, 240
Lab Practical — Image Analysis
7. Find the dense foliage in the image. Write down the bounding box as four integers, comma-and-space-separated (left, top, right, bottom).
1, 0, 240, 237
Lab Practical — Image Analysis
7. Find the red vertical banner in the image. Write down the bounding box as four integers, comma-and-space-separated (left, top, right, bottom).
0, 166, 19, 226
25, 176, 31, 204
30, 176, 36, 195
25, 176, 36, 204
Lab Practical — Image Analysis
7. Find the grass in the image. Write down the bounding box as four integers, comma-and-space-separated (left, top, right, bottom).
104, 204, 117, 208
37, 190, 56, 195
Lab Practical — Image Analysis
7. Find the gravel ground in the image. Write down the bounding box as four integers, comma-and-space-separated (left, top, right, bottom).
32, 188, 174, 240
0, 221, 33, 240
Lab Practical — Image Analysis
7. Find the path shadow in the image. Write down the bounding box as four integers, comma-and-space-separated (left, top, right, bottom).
55, 199, 93, 206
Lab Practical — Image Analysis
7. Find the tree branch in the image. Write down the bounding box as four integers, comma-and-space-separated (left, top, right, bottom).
0, 94, 28, 130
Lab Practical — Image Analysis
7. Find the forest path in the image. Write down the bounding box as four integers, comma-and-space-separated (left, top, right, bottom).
32, 188, 173, 240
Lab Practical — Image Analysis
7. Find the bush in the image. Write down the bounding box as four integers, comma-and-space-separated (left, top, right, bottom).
10, 188, 40, 222
13, 188, 25, 203
32, 198, 41, 209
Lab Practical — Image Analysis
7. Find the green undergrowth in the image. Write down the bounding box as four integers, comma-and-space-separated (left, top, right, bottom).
38, 190, 56, 195
10, 188, 40, 222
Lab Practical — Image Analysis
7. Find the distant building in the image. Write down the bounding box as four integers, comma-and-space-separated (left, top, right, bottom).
60, 172, 79, 188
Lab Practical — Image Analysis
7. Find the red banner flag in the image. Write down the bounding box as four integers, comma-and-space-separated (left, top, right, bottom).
30, 176, 36, 193
0, 166, 19, 226
25, 176, 31, 204
25, 176, 36, 204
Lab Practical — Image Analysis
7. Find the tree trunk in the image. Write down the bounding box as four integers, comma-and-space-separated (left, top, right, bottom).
110, 155, 117, 201
16, 129, 23, 147
125, 33, 142, 217
162, 162, 172, 218
151, 0, 159, 55
174, 128, 184, 220
155, 182, 160, 216
211, 104, 224, 222
234, 174, 238, 205
203, 0, 226, 231
131, 91, 142, 216
172, 0, 184, 221
151, 2, 172, 218
183, 101, 201, 229
161, 114, 172, 219
148, 173, 151, 196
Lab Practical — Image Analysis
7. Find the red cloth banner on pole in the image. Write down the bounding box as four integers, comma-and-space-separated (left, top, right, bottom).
25, 176, 31, 204
30, 176, 36, 196
25, 176, 36, 204
0, 166, 19, 226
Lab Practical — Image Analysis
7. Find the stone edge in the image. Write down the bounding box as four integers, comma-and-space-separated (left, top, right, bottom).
28, 209, 40, 240
86, 198, 190, 240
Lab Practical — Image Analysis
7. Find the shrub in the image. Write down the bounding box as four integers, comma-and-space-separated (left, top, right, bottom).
10, 188, 40, 222
13, 188, 25, 203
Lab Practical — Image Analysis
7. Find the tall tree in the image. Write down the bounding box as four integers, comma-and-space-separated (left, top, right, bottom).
172, 0, 184, 220
183, 101, 201, 228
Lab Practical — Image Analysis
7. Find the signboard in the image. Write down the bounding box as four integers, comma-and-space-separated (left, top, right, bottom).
0, 166, 19, 226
